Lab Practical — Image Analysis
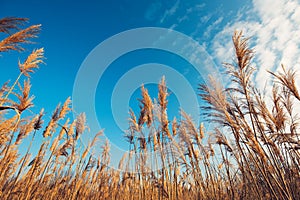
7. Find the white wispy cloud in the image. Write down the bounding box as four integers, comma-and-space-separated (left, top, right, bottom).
203, 16, 224, 38
161, 2, 208, 31
160, 0, 180, 23
200, 13, 213, 24
186, 3, 206, 14
211, 0, 300, 93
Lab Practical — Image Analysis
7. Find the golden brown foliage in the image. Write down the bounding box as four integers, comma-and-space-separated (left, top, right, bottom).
0, 18, 299, 200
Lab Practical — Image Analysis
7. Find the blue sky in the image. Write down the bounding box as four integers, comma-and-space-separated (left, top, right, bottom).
1, 0, 300, 166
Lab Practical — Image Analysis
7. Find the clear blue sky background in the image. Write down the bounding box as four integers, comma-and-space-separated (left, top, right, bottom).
2, 0, 298, 165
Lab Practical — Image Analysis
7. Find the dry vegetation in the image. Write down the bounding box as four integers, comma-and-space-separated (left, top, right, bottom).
0, 17, 299, 200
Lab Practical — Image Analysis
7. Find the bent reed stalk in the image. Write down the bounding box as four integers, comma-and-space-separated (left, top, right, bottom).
0, 17, 299, 200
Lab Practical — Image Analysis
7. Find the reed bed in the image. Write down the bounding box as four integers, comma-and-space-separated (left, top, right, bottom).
0, 17, 299, 200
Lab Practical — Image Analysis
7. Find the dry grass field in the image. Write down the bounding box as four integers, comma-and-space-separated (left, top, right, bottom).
0, 17, 299, 200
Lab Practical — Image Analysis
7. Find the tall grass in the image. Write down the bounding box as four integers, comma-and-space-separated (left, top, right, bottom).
0, 17, 299, 199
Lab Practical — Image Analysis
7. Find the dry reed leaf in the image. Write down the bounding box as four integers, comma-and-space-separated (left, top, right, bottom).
0, 24, 41, 52
13, 79, 34, 113
18, 48, 44, 77
0, 17, 28, 34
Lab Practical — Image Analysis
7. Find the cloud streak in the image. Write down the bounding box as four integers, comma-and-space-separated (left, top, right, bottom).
160, 0, 180, 23
210, 0, 300, 93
